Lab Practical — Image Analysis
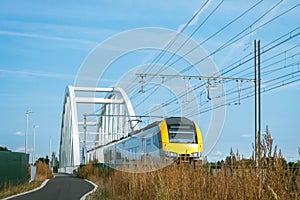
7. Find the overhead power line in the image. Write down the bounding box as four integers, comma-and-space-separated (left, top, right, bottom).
123, 0, 210, 93
120, 1, 300, 121
133, 0, 299, 107
131, 0, 264, 101
130, 0, 223, 102
195, 70, 300, 116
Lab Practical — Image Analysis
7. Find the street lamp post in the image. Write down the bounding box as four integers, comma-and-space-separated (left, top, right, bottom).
25, 110, 32, 154
32, 125, 39, 164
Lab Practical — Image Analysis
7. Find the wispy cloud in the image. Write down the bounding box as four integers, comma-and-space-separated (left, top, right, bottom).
218, 1, 286, 66
0, 30, 97, 45
0, 68, 75, 79
213, 151, 223, 156
15, 131, 24, 136
208, 150, 224, 161
14, 146, 33, 152
285, 155, 299, 162
252, 1, 286, 36
241, 134, 252, 138
14, 146, 25, 152
177, 1, 211, 32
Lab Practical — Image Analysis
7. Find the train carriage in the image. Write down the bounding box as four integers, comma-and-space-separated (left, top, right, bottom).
86, 117, 203, 170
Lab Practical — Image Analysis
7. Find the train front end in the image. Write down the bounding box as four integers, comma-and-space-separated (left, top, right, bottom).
160, 117, 203, 163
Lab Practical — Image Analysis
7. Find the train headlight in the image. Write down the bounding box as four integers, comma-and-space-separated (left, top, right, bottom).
190, 152, 201, 158
165, 151, 178, 158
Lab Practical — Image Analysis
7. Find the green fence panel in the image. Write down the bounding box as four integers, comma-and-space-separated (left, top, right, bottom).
0, 151, 29, 188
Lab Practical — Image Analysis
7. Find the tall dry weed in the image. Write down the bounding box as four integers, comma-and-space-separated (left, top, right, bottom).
84, 126, 299, 199
34, 161, 53, 181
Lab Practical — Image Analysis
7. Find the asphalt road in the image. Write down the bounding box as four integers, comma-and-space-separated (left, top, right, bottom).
10, 174, 95, 200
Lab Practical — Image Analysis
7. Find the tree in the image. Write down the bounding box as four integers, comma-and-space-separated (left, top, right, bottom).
225, 147, 237, 166
36, 156, 50, 166
50, 152, 59, 172
0, 146, 10, 152
45, 156, 50, 165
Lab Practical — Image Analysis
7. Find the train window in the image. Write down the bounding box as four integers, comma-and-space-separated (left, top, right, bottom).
169, 125, 191, 129
152, 133, 160, 148
146, 139, 151, 152
146, 138, 151, 146
168, 124, 197, 143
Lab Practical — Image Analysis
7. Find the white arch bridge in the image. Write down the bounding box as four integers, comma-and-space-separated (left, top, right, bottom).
59, 85, 140, 173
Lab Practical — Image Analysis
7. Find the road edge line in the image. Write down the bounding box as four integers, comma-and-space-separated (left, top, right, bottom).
3, 179, 50, 200
80, 179, 98, 200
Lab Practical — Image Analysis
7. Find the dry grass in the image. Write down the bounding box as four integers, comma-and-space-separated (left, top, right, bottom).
34, 161, 54, 182
81, 128, 300, 200
0, 181, 41, 199
87, 163, 299, 200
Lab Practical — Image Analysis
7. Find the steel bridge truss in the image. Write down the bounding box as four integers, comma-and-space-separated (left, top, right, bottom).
59, 85, 139, 173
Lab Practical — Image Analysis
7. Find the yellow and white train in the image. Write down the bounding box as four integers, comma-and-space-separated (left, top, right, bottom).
86, 117, 203, 167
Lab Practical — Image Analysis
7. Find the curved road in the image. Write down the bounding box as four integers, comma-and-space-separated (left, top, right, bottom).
10, 174, 95, 200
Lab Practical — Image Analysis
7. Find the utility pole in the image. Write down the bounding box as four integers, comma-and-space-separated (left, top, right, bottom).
49, 136, 52, 167
83, 113, 87, 164
32, 125, 38, 164
254, 40, 261, 166
25, 110, 32, 154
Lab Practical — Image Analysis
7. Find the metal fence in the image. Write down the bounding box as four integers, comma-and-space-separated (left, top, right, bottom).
0, 151, 29, 188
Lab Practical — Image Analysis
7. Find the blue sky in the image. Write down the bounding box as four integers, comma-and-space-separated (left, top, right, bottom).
0, 0, 299, 162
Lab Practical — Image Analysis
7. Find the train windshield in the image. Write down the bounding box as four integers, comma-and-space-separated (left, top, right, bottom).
168, 124, 197, 143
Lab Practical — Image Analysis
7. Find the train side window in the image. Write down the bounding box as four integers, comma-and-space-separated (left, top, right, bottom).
146, 138, 151, 146
152, 134, 157, 147
146, 138, 151, 152
152, 132, 162, 148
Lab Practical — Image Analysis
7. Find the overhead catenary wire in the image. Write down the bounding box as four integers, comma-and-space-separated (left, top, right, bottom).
195, 75, 300, 116
189, 26, 300, 97
133, 0, 298, 108
120, 1, 300, 122
141, 0, 225, 83
229, 43, 300, 78
123, 0, 210, 93
188, 62, 300, 116
154, 67, 300, 118
133, 1, 262, 107
193, 70, 300, 116
130, 1, 224, 104
139, 27, 300, 117
167, 0, 286, 75
223, 50, 300, 95
131, 0, 265, 102
142, 55, 300, 118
